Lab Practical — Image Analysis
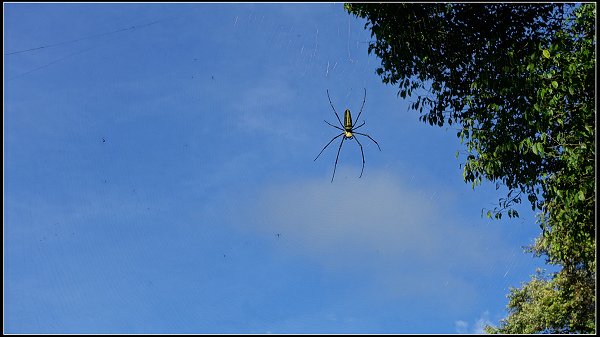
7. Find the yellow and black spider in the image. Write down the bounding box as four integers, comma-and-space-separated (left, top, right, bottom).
314, 89, 381, 182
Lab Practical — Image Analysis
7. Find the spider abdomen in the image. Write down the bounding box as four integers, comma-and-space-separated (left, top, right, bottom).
344, 109, 353, 129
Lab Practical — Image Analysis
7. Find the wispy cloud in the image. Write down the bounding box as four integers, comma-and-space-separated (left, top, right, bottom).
455, 320, 469, 334
237, 169, 515, 307
455, 311, 492, 334
230, 72, 302, 141
243, 169, 508, 263
473, 311, 493, 334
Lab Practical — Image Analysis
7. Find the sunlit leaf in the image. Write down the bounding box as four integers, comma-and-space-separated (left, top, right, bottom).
542, 49, 551, 58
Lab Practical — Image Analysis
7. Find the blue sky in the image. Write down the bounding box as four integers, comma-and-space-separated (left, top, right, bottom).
5, 3, 549, 334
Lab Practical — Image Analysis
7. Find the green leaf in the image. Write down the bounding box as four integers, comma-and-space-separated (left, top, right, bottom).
551, 81, 558, 89
536, 143, 544, 155
532, 142, 539, 155
527, 63, 535, 72
578, 191, 585, 201
542, 49, 551, 58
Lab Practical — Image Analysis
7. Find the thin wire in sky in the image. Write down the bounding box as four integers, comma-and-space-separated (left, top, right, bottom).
4, 16, 180, 56
6, 46, 98, 82
5, 15, 183, 81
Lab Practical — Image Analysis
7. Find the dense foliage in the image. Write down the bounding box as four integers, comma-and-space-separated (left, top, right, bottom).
345, 3, 596, 333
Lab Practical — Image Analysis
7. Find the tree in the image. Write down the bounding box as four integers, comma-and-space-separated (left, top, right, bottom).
345, 3, 595, 333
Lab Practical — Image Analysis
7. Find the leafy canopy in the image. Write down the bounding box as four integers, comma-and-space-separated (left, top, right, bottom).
345, 3, 595, 333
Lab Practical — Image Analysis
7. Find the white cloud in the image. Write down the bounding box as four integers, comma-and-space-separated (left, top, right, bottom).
237, 169, 515, 307
455, 320, 469, 334
473, 311, 492, 334
230, 71, 303, 141
233, 78, 293, 129
456, 311, 492, 334
245, 169, 507, 264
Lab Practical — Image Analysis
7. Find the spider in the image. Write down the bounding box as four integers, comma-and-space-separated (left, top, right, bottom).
314, 88, 381, 182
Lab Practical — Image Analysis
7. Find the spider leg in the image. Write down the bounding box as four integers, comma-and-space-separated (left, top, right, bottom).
354, 88, 367, 123
354, 132, 381, 151
352, 120, 365, 130
353, 136, 366, 178
331, 136, 346, 183
326, 89, 345, 128
324, 120, 344, 131
314, 133, 344, 161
